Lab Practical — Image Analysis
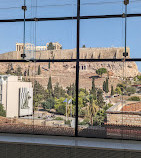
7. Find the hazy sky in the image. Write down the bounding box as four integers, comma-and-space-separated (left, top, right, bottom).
0, 0, 140, 71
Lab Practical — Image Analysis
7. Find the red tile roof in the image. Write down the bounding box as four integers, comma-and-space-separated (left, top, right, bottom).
121, 102, 141, 112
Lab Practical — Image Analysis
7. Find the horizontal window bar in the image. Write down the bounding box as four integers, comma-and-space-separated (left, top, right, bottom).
0, 58, 140, 63
1, 13, 141, 22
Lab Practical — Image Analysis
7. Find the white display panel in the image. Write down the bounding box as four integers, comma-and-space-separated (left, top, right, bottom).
19, 87, 33, 117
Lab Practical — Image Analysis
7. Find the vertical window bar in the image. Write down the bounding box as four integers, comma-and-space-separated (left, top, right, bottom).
75, 0, 80, 137
21, 0, 27, 59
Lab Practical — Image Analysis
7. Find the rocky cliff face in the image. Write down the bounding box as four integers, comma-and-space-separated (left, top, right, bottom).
0, 61, 138, 90
0, 47, 139, 90
0, 47, 130, 60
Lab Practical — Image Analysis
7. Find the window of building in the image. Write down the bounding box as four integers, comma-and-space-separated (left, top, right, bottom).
0, 0, 140, 141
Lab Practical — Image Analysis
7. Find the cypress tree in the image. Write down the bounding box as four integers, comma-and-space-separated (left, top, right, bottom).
47, 76, 53, 98
47, 76, 52, 90
105, 78, 109, 93
72, 83, 76, 98
103, 81, 106, 92
27, 68, 29, 76
91, 77, 96, 100
48, 62, 51, 69
38, 65, 41, 75
54, 82, 60, 98
97, 89, 104, 108
15, 66, 22, 76
111, 85, 114, 96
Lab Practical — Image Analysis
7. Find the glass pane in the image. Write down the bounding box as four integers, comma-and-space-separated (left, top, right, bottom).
0, 22, 23, 59
34, 0, 77, 18
0, 62, 34, 134
127, 17, 141, 69
0, 0, 77, 19
0, 61, 76, 136
24, 20, 76, 60
32, 62, 76, 136
78, 61, 124, 138
0, 0, 23, 19
80, 18, 124, 59
78, 60, 141, 140
80, 0, 124, 16
128, 0, 141, 14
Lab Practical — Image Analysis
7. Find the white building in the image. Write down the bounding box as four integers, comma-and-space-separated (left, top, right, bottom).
16, 42, 62, 52
0, 75, 33, 118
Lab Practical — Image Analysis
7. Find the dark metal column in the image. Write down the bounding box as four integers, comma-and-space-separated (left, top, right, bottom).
75, 0, 80, 137
21, 0, 27, 59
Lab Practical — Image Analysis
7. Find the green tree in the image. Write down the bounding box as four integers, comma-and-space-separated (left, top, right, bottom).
79, 90, 89, 107
6, 63, 14, 75
96, 68, 107, 77
42, 98, 55, 110
27, 68, 29, 76
103, 81, 106, 92
0, 104, 6, 117
115, 87, 122, 95
82, 44, 86, 48
54, 82, 60, 98
90, 77, 96, 100
33, 80, 45, 108
6, 68, 12, 75
73, 96, 85, 116
94, 109, 105, 126
126, 86, 136, 95
111, 85, 114, 96
15, 66, 22, 76
47, 76, 52, 90
54, 97, 66, 115
117, 83, 126, 92
47, 42, 55, 50
128, 96, 140, 101
48, 62, 51, 69
97, 89, 104, 108
137, 75, 141, 81
54, 82, 66, 99
47, 76, 53, 97
66, 84, 72, 96
37, 65, 41, 75
33, 94, 44, 109
105, 78, 109, 93
87, 96, 99, 126
66, 83, 76, 98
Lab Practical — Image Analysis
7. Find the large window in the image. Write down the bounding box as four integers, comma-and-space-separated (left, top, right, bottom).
0, 0, 140, 140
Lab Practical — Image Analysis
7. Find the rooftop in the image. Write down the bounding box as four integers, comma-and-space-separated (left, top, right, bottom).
121, 102, 141, 112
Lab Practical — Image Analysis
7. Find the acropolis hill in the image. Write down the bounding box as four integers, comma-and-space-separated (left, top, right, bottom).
0, 47, 131, 60
0, 45, 139, 90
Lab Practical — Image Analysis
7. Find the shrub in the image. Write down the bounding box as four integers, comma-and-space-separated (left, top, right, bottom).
0, 104, 6, 117
42, 98, 55, 110
128, 96, 140, 101
126, 87, 136, 94
96, 68, 107, 77
64, 120, 71, 125
54, 117, 64, 120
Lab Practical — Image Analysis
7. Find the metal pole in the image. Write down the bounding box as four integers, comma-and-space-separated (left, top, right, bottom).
21, 0, 27, 59
75, 0, 80, 137
66, 101, 67, 121
125, 5, 127, 56
23, 0, 26, 56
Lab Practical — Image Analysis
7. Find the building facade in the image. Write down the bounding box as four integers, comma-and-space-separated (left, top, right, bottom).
106, 101, 141, 126
0, 75, 33, 118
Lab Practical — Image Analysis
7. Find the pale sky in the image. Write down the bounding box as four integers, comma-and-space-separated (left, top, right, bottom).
0, 0, 140, 71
